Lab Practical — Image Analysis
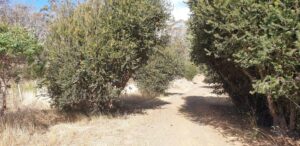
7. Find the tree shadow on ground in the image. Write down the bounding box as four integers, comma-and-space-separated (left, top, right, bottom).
179, 95, 277, 146
118, 94, 170, 115
163, 92, 184, 96
199, 85, 217, 89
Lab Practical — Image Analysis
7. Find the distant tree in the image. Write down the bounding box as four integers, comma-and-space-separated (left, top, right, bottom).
0, 0, 9, 21
0, 1, 49, 42
167, 20, 190, 59
167, 20, 199, 80
0, 24, 42, 115
135, 48, 184, 97
134, 20, 198, 95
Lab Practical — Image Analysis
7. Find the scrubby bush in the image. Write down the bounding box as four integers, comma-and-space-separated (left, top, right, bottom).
189, 0, 300, 130
183, 61, 198, 81
44, 0, 169, 112
134, 48, 183, 97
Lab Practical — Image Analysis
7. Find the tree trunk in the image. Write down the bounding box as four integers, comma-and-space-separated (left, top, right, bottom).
2, 86, 7, 113
0, 93, 3, 116
266, 94, 288, 131
0, 85, 7, 116
289, 103, 296, 130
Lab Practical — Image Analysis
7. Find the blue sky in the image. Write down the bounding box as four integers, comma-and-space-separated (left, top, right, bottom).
11, 0, 48, 10
11, 0, 190, 21
170, 0, 190, 21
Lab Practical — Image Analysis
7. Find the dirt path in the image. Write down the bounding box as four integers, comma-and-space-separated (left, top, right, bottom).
23, 75, 245, 146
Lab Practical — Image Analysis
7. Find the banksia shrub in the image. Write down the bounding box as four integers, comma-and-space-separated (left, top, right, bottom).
45, 0, 169, 112
135, 48, 183, 97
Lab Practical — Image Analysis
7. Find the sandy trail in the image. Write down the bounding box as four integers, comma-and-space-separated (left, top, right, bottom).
24, 75, 244, 146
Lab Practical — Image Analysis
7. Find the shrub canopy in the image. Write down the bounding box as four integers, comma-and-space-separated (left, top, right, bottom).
189, 0, 300, 130
45, 0, 169, 112
135, 48, 183, 97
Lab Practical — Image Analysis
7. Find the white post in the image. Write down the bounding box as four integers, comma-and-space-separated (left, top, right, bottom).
18, 83, 23, 102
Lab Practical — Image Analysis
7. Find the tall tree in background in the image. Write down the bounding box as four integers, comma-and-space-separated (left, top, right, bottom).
0, 0, 49, 42
0, 0, 9, 22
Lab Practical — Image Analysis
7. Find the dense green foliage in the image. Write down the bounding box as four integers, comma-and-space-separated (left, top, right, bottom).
0, 23, 42, 113
134, 19, 197, 97
45, 0, 169, 112
189, 0, 300, 130
182, 61, 198, 81
135, 48, 183, 97
165, 20, 198, 81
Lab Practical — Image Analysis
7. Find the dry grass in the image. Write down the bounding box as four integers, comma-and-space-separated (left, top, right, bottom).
0, 92, 169, 146
0, 108, 93, 146
7, 80, 50, 111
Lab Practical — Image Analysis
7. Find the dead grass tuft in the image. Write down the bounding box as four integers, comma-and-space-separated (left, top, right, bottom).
0, 108, 88, 146
1, 109, 86, 131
